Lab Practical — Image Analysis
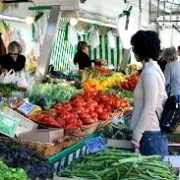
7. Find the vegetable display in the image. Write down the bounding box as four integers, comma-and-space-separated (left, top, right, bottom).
0, 84, 19, 98
81, 67, 112, 83
0, 161, 27, 180
0, 141, 54, 180
31, 91, 130, 129
83, 73, 125, 92
121, 75, 139, 92
101, 116, 132, 140
106, 89, 134, 105
29, 83, 82, 110
94, 66, 112, 76
60, 149, 177, 180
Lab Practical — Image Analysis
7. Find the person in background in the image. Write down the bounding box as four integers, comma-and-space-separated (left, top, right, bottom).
157, 49, 167, 72
0, 41, 26, 72
130, 30, 168, 157
0, 33, 6, 55
163, 46, 180, 95
74, 41, 105, 70
178, 46, 180, 56
177, 46, 180, 61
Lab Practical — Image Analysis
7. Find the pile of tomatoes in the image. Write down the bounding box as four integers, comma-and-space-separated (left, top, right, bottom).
121, 75, 139, 92
95, 66, 112, 76
34, 91, 130, 130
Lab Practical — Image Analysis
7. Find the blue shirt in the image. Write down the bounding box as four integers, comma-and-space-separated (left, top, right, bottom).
164, 61, 180, 95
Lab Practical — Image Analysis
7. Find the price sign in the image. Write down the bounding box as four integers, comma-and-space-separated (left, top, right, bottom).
0, 112, 19, 138
85, 137, 106, 153
17, 102, 38, 115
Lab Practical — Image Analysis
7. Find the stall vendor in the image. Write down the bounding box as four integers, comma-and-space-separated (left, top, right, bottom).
0, 41, 26, 72
74, 41, 105, 70
157, 50, 167, 72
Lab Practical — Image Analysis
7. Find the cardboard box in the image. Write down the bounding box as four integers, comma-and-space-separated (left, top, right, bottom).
18, 128, 64, 143
3, 107, 38, 132
106, 139, 132, 149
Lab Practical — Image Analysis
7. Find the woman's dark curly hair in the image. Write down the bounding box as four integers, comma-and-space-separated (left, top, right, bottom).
131, 30, 161, 62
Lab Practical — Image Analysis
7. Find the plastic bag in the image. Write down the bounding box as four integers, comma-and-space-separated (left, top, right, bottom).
68, 25, 78, 46
0, 72, 5, 83
2, 69, 16, 84
25, 72, 35, 91
17, 71, 28, 89
107, 30, 116, 49
90, 27, 100, 48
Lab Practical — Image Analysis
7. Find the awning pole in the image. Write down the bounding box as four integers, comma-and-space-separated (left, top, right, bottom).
36, 6, 61, 81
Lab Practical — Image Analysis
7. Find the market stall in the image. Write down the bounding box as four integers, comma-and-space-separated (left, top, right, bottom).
0, 0, 179, 179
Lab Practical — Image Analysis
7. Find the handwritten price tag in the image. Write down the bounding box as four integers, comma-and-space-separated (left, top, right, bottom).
0, 112, 19, 138
85, 137, 106, 153
17, 102, 38, 115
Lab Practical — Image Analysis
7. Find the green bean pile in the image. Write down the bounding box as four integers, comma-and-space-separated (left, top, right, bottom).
60, 149, 177, 180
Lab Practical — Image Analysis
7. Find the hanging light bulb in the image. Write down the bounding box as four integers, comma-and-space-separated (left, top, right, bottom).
70, 18, 78, 26
25, 16, 34, 25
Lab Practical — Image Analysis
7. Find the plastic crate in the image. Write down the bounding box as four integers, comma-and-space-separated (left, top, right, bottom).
49, 133, 99, 175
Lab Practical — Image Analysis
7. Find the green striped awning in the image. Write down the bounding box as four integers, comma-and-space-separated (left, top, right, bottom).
50, 28, 122, 71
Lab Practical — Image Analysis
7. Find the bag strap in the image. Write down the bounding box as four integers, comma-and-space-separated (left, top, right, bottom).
153, 67, 166, 121
7, 69, 15, 75
154, 67, 165, 84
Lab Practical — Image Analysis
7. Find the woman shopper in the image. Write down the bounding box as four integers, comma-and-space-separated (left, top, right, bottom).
74, 41, 105, 70
163, 46, 179, 95
157, 50, 167, 72
0, 41, 26, 72
130, 30, 168, 156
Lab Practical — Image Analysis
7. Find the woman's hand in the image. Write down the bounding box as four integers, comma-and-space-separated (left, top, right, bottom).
100, 59, 106, 65
131, 139, 140, 153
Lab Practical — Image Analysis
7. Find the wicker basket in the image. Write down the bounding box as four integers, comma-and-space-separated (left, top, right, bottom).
99, 110, 123, 129
0, 137, 62, 158
61, 136, 79, 149
81, 122, 100, 137
22, 140, 63, 158
65, 122, 100, 138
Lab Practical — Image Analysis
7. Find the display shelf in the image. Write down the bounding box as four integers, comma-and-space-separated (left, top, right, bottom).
49, 132, 99, 175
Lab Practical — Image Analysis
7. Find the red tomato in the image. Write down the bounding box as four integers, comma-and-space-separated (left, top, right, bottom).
100, 94, 109, 103
83, 118, 96, 125
63, 103, 72, 110
72, 99, 85, 107
98, 113, 109, 121
85, 102, 95, 112
54, 104, 63, 111
73, 113, 79, 119
112, 99, 121, 109
56, 118, 66, 127
106, 106, 112, 113
76, 120, 83, 127
112, 94, 119, 99
91, 91, 98, 99
106, 99, 113, 106
103, 108, 108, 113
90, 100, 98, 108
96, 106, 103, 114
37, 114, 46, 120
90, 112, 98, 119
48, 108, 57, 116
79, 112, 90, 120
